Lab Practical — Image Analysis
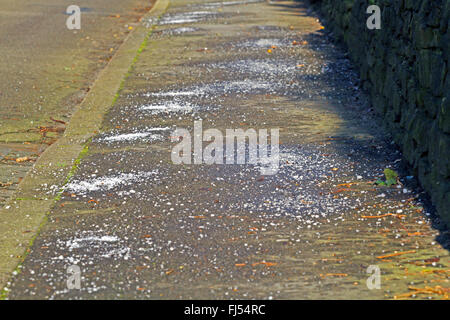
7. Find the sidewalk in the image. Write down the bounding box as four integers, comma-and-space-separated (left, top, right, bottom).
0, 0, 154, 206
4, 0, 449, 299
0, 0, 169, 294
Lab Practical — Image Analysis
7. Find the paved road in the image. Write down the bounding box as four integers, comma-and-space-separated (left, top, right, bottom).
6, 0, 449, 299
0, 0, 154, 205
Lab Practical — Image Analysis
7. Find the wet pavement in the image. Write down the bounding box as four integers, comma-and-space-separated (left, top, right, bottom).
5, 0, 449, 299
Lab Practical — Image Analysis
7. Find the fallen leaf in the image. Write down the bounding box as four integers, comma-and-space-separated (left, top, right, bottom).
321, 273, 348, 278
15, 157, 30, 163
332, 188, 352, 194
337, 182, 358, 187
394, 285, 449, 299
50, 117, 66, 125
136, 266, 148, 271
361, 213, 406, 219
407, 232, 424, 237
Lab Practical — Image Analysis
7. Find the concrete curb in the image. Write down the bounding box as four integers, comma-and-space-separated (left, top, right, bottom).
0, 0, 170, 295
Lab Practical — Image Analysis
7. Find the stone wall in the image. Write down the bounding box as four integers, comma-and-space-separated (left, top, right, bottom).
311, 0, 449, 225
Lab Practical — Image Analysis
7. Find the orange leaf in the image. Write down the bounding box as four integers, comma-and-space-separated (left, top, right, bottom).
376, 250, 416, 259
15, 157, 30, 163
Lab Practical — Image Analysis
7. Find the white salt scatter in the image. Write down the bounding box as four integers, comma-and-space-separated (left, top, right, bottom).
145, 80, 271, 97
158, 11, 217, 25
65, 171, 158, 194
140, 102, 196, 113
167, 27, 199, 34
145, 89, 203, 97
99, 127, 170, 143
66, 235, 119, 250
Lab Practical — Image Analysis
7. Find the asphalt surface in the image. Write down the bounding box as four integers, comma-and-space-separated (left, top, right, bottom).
5, 0, 449, 299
